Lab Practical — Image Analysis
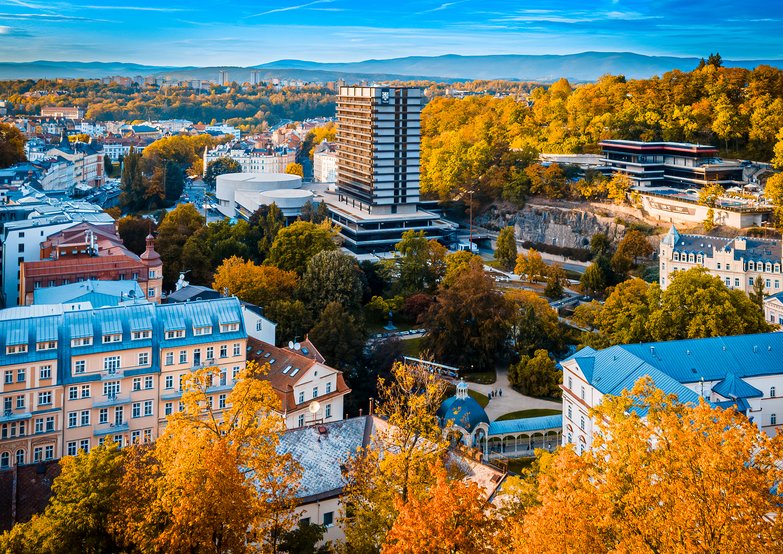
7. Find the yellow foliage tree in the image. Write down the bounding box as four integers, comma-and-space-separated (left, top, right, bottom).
285, 162, 304, 177
606, 172, 632, 204
501, 377, 783, 553
213, 255, 298, 310
514, 248, 547, 282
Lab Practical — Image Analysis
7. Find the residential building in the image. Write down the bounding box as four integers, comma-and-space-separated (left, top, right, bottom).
240, 304, 276, 345
560, 333, 783, 453
659, 225, 783, 293
19, 225, 163, 306
218, 70, 229, 85
204, 140, 296, 176
313, 140, 337, 183
33, 280, 145, 308
599, 140, 744, 189
247, 337, 349, 429
328, 86, 453, 252
0, 297, 248, 470
40, 106, 84, 120
44, 141, 105, 189
1, 207, 115, 308
764, 292, 783, 328
276, 415, 506, 544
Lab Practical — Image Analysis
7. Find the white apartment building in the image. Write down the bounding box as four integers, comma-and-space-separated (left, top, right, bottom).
313, 140, 337, 183
561, 333, 783, 453
764, 292, 783, 328
660, 226, 783, 294
203, 140, 296, 176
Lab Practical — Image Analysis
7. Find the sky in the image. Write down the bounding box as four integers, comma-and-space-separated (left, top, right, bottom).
0, 0, 781, 66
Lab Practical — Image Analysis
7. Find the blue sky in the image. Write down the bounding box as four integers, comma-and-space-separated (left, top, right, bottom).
0, 0, 781, 65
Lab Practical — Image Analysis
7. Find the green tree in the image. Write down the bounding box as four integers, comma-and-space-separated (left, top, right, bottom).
155, 203, 205, 289
309, 301, 366, 369
299, 200, 329, 223
0, 441, 124, 554
508, 349, 561, 398
422, 262, 511, 371
386, 230, 447, 296
278, 521, 330, 554
117, 215, 154, 255
580, 259, 611, 298
495, 226, 518, 271
299, 250, 365, 317
119, 148, 147, 212
0, 122, 26, 168
266, 299, 311, 346
544, 265, 566, 300
507, 290, 563, 356
248, 203, 285, 261
750, 275, 765, 310
204, 156, 241, 186
589, 233, 612, 258
592, 278, 654, 346
267, 220, 339, 275
103, 154, 114, 177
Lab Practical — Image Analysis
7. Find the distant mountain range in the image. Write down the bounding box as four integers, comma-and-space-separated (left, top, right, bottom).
1, 52, 781, 83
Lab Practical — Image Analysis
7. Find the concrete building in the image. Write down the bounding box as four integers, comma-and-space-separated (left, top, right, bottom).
44, 141, 105, 189
599, 140, 744, 189
215, 172, 312, 219
40, 106, 84, 120
328, 86, 453, 252
638, 188, 770, 229
1, 207, 115, 308
313, 140, 337, 183
561, 333, 783, 453
204, 140, 296, 176
19, 226, 163, 306
659, 226, 783, 294
0, 297, 248, 469
218, 70, 229, 85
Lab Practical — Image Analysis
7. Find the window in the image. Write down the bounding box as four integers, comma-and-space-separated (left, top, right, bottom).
326, 381, 332, 394
220, 323, 239, 333
165, 330, 185, 340
256, 320, 263, 331
132, 402, 141, 418
568, 376, 573, 390
749, 261, 755, 271
149, 270, 156, 279
138, 352, 149, 366
735, 278, 740, 287
16, 395, 24, 410
114, 407, 124, 425
80, 439, 89, 453
33, 447, 42, 462
298, 391, 305, 404
17, 368, 25, 382
74, 360, 86, 374
37, 341, 56, 351
143, 429, 152, 443
567, 404, 572, 419
772, 413, 778, 426
38, 391, 52, 406
81, 385, 90, 398
104, 356, 121, 373
67, 442, 77, 457
297, 414, 305, 428
103, 381, 120, 397
232, 367, 240, 381
219, 394, 226, 409
6, 344, 28, 355
102, 334, 121, 344
165, 352, 174, 366
39, 365, 51, 380
580, 416, 585, 430
80, 410, 90, 426
179, 350, 187, 364
767, 279, 772, 289
133, 377, 142, 391
165, 402, 173, 416
580, 387, 585, 400
165, 375, 173, 389
15, 450, 24, 466
45, 417, 54, 432
325, 403, 332, 418
4, 371, 12, 384
68, 411, 78, 428
148, 288, 155, 298
69, 386, 78, 400
143, 400, 153, 417
312, 386, 318, 399
220, 345, 227, 358
323, 512, 334, 527
72, 337, 92, 347
34, 419, 43, 434
233, 343, 240, 357
772, 387, 777, 398
131, 330, 151, 340
131, 430, 141, 444
193, 326, 212, 336
144, 376, 153, 389
3, 397, 10, 413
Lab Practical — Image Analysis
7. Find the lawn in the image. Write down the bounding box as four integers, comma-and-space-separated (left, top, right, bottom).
399, 337, 422, 359
495, 408, 562, 421
468, 389, 489, 408
462, 369, 497, 385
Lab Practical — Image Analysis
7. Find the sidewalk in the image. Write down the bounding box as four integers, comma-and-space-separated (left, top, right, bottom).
465, 367, 561, 421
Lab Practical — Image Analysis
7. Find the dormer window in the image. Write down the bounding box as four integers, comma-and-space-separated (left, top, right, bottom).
36, 341, 57, 351
220, 323, 239, 333
165, 330, 185, 340
71, 337, 92, 347
749, 261, 755, 271
6, 344, 27, 354
131, 330, 151, 340
102, 334, 122, 344
766, 262, 773, 273
673, 252, 680, 261
193, 326, 212, 336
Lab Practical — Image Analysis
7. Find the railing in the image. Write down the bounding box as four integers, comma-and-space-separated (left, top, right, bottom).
93, 421, 129, 436
92, 393, 131, 408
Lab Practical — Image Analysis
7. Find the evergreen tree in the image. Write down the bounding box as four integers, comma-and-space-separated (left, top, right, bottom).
495, 226, 518, 271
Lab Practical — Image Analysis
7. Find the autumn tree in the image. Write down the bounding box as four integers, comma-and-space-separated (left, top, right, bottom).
505, 377, 783, 553
765, 172, 783, 228
0, 441, 124, 554
213, 255, 297, 311
342, 363, 448, 553
112, 363, 300, 553
606, 172, 632, 204
749, 275, 765, 309
614, 229, 653, 265
285, 162, 304, 177
382, 461, 496, 554
266, 220, 339, 275
117, 215, 155, 255
514, 248, 547, 282
155, 203, 205, 288
442, 250, 483, 287
204, 156, 241, 186
494, 226, 518, 271
423, 262, 511, 371
508, 349, 561, 398
525, 163, 568, 199
385, 230, 447, 296
544, 264, 566, 299
309, 301, 366, 369
299, 250, 364, 317
0, 122, 26, 168
506, 289, 562, 356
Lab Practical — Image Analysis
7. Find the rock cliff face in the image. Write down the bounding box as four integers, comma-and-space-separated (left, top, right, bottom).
477, 203, 625, 248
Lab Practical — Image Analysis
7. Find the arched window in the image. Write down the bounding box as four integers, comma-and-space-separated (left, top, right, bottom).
0, 452, 8, 469
15, 449, 24, 466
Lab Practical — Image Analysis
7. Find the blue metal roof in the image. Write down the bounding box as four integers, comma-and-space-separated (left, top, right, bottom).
488, 414, 563, 436
712, 373, 763, 399
34, 280, 144, 307
438, 395, 490, 431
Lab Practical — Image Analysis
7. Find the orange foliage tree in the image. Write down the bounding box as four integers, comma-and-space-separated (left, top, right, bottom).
212, 255, 298, 310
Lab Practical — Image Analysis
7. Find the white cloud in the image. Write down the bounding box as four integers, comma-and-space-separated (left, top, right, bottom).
248, 0, 333, 18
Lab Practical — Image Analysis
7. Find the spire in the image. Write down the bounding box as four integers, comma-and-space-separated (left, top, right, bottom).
663, 225, 680, 246
456, 379, 468, 400
140, 233, 161, 265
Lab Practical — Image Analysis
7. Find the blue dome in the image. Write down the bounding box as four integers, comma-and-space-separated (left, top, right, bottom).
437, 393, 489, 431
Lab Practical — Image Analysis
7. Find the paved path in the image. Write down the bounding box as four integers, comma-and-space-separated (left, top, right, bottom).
461, 367, 562, 421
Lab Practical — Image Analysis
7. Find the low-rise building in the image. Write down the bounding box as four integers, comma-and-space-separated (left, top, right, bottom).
561, 333, 783, 453
764, 292, 783, 328
204, 140, 296, 176
0, 297, 248, 469
659, 226, 783, 294
40, 106, 84, 120
313, 141, 337, 183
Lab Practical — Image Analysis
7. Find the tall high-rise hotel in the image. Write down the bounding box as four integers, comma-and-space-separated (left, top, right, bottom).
328, 86, 452, 252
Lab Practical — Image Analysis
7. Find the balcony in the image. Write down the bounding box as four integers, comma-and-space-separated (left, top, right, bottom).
99, 363, 154, 381
92, 393, 131, 408
93, 421, 129, 436
0, 409, 32, 423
